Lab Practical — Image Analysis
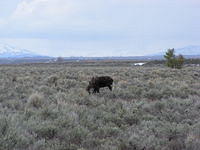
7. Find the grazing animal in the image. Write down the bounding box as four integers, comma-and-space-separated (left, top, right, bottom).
86, 76, 113, 94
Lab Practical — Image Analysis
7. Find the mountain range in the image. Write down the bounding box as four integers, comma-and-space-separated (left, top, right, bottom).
176, 45, 200, 55
153, 45, 200, 56
0, 43, 200, 61
0, 43, 47, 58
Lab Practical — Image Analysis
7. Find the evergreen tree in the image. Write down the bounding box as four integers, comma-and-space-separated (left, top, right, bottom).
164, 48, 176, 68
164, 49, 185, 69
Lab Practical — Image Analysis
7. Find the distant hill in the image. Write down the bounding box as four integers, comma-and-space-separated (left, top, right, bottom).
0, 43, 200, 64
154, 45, 200, 56
176, 45, 200, 55
0, 43, 48, 58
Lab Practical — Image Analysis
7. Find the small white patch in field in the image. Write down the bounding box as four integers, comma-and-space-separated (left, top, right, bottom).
133, 62, 146, 66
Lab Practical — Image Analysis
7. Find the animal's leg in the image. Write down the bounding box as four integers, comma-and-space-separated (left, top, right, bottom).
108, 85, 112, 91
88, 90, 91, 95
93, 88, 96, 93
96, 88, 100, 93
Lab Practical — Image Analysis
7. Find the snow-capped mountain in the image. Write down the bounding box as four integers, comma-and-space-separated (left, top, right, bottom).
175, 45, 200, 55
0, 43, 46, 58
153, 45, 200, 56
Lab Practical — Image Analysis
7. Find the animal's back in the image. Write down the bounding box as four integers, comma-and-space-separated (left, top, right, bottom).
97, 76, 113, 86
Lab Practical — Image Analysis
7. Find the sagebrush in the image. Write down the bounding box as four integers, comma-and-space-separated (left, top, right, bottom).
0, 63, 199, 150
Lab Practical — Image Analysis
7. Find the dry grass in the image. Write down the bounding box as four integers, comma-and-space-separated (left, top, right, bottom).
0, 63, 200, 150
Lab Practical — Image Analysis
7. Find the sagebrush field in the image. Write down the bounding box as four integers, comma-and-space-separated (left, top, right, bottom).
0, 62, 200, 150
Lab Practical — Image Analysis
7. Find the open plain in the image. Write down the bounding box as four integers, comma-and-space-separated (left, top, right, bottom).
0, 61, 200, 150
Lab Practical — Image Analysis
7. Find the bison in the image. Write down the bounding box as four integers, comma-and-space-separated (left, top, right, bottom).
86, 76, 113, 94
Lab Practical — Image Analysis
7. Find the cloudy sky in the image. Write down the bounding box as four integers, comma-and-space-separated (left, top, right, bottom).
0, 0, 200, 57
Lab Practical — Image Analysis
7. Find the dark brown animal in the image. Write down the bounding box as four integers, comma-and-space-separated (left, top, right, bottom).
86, 76, 113, 94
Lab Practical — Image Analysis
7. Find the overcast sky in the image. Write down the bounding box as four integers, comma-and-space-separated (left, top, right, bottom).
0, 0, 200, 57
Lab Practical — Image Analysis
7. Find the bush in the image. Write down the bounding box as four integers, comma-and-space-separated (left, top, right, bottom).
27, 93, 44, 108
34, 124, 58, 139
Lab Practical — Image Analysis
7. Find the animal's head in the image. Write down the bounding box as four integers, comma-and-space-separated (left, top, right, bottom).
86, 82, 92, 94
86, 77, 97, 94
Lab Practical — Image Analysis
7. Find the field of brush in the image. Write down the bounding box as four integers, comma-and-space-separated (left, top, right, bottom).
0, 62, 200, 150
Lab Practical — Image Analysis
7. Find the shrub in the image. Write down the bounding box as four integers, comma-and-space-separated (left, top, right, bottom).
34, 124, 58, 139
68, 126, 89, 145
27, 93, 44, 108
